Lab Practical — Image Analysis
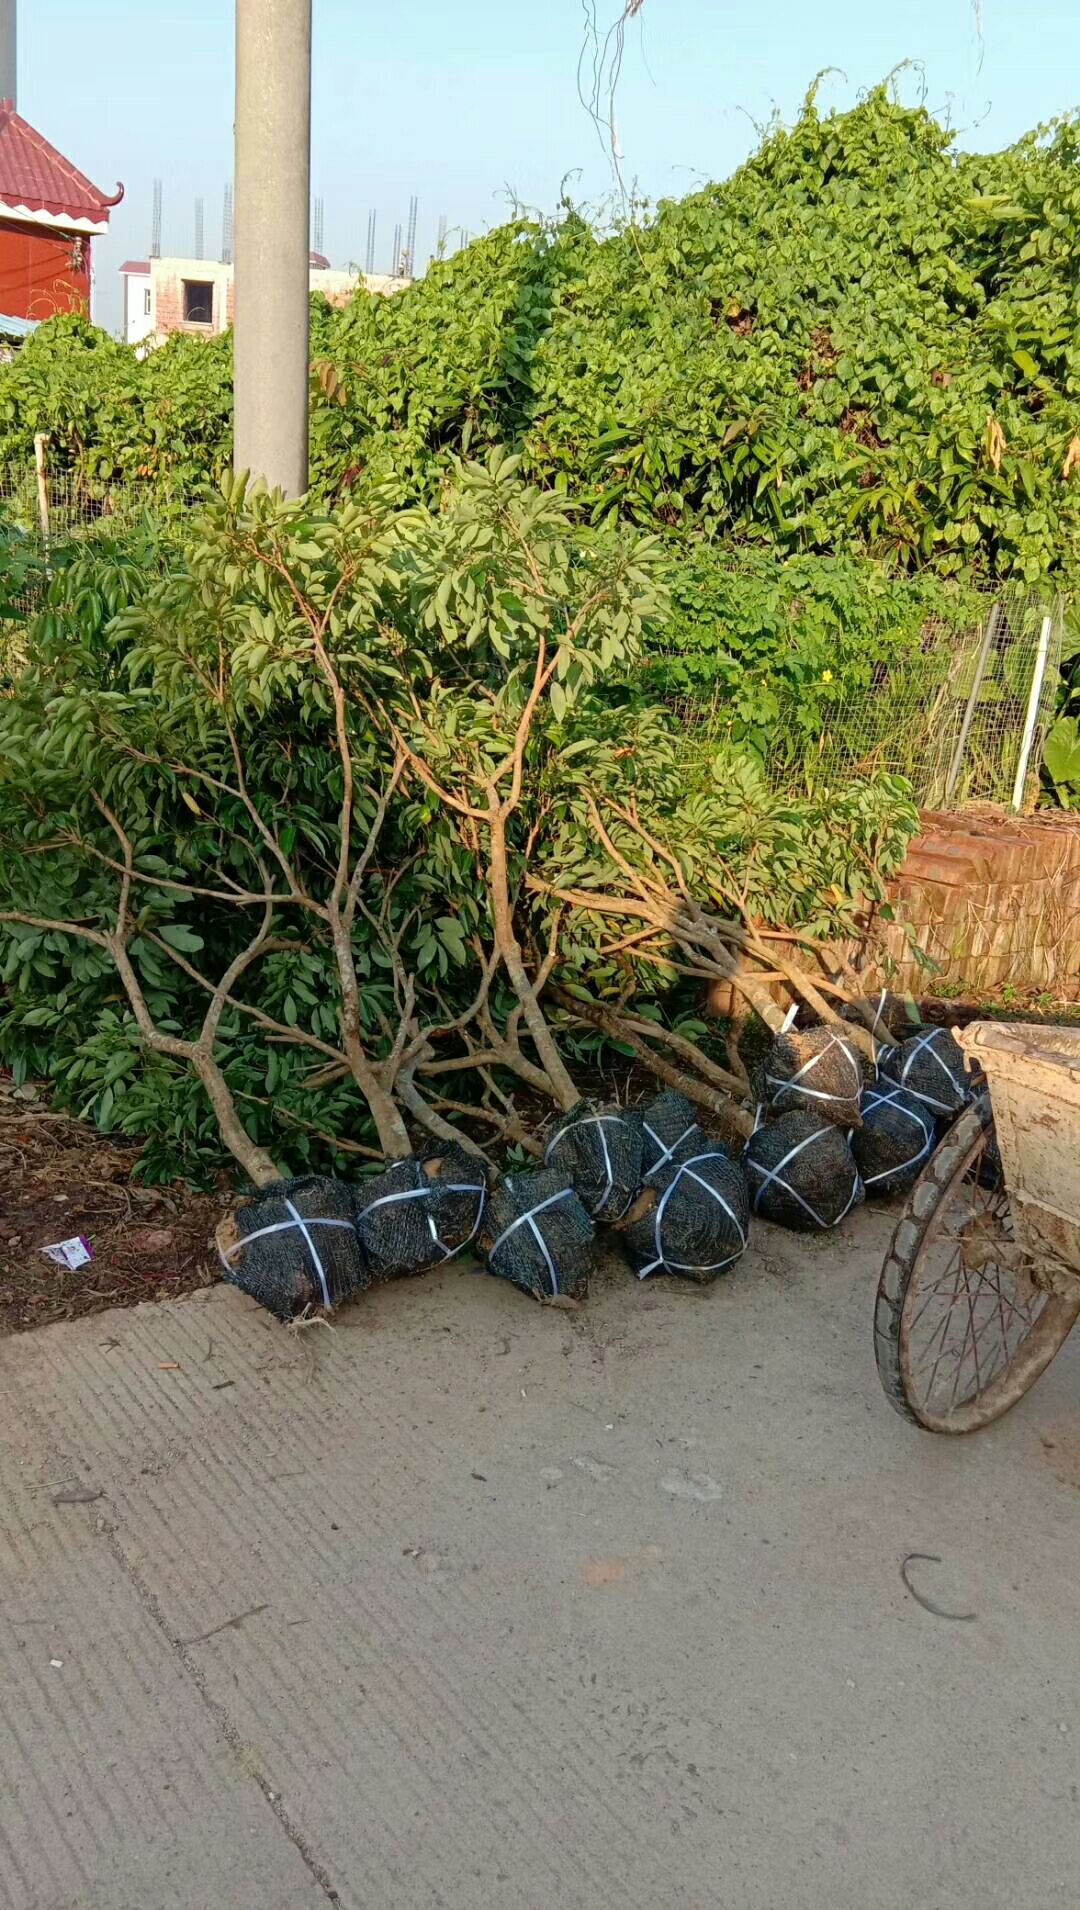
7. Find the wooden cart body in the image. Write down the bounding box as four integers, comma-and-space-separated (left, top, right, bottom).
959, 1022, 1080, 1285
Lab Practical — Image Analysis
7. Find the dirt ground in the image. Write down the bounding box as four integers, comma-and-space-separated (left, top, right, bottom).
0, 1076, 224, 1334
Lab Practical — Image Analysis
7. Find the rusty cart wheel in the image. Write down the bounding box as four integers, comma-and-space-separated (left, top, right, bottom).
874, 1093, 1080, 1433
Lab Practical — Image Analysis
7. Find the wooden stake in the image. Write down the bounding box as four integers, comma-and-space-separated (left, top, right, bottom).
33, 434, 50, 540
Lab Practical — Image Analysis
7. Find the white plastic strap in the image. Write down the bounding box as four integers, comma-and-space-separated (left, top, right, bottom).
545, 1113, 630, 1214
864, 1084, 934, 1146
862, 1133, 934, 1187
860, 1086, 934, 1185
220, 1200, 356, 1309
765, 1074, 855, 1107
359, 1181, 485, 1217
638, 1152, 747, 1279
781, 1002, 799, 1033
746, 1127, 852, 1231
773, 1029, 860, 1093
867, 988, 890, 1065
642, 1119, 697, 1175
488, 1187, 574, 1297
358, 1178, 486, 1265
898, 1030, 964, 1113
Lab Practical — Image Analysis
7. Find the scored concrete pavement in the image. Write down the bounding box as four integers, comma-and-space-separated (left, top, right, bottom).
2, 1206, 1079, 1909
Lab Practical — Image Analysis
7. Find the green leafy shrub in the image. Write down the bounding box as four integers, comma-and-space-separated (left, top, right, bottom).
0, 462, 917, 1180
5, 87, 1080, 589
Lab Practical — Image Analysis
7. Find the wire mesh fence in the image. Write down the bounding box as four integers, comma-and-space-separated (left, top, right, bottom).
0, 449, 193, 667
656, 583, 1066, 811
0, 455, 191, 542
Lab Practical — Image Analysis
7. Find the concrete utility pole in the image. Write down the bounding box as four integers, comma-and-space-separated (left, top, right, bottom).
233, 0, 312, 497
0, 0, 16, 107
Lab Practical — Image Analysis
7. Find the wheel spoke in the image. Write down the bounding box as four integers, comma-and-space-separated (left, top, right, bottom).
919, 1257, 967, 1401
879, 1101, 1080, 1432
906, 1250, 963, 1337
950, 1266, 982, 1410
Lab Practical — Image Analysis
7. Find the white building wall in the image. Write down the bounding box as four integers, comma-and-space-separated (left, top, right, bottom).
122, 269, 153, 347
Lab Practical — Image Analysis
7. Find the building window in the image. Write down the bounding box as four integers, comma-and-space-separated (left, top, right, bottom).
182, 279, 214, 325
143, 286, 151, 316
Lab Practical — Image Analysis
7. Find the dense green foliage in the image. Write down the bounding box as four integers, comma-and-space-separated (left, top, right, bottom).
0, 471, 916, 1181
5, 88, 1080, 586
5, 85, 1076, 772
3, 81, 1076, 1178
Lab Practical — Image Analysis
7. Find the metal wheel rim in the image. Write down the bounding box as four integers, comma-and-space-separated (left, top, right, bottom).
897, 1117, 1078, 1433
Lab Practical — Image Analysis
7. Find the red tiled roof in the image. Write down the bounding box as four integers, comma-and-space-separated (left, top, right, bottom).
120, 259, 150, 275
0, 100, 122, 226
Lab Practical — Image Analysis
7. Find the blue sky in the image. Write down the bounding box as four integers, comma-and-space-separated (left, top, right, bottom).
21, 0, 1080, 334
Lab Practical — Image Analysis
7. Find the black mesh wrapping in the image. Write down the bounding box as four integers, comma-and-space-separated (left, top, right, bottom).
619, 1148, 750, 1284
851, 1084, 936, 1197
638, 1090, 708, 1178
479, 1167, 595, 1303
880, 1028, 970, 1120
758, 1024, 863, 1129
840, 989, 917, 1045
543, 1101, 644, 1223
353, 1144, 487, 1282
743, 1112, 863, 1232
217, 1175, 368, 1320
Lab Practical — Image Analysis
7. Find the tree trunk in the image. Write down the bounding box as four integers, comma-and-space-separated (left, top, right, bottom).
329, 914, 413, 1158
488, 813, 578, 1111
192, 1049, 279, 1187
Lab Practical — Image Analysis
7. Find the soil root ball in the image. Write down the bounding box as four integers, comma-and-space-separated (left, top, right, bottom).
638, 1090, 708, 1178
353, 1144, 487, 1282
758, 1024, 863, 1128
620, 1148, 750, 1283
880, 1028, 971, 1119
743, 1112, 863, 1233
544, 1100, 644, 1223
217, 1175, 367, 1320
840, 988, 918, 1045
479, 1167, 595, 1303
852, 1084, 937, 1197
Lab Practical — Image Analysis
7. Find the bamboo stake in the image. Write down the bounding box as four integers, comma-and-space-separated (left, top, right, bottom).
33, 433, 50, 541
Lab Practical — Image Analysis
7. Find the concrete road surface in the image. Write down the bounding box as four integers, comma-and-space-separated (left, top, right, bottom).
3, 1206, 1080, 1910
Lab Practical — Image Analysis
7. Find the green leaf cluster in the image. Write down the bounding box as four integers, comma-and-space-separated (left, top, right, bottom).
0, 462, 918, 1179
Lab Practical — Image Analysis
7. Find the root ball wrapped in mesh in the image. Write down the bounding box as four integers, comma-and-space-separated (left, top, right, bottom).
758, 1024, 863, 1128
479, 1167, 595, 1304
216, 1175, 368, 1320
638, 1090, 708, 1177
851, 1084, 936, 1197
743, 1112, 863, 1233
543, 1100, 644, 1223
880, 1028, 970, 1120
840, 989, 917, 1046
353, 1143, 487, 1282
619, 1148, 750, 1284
